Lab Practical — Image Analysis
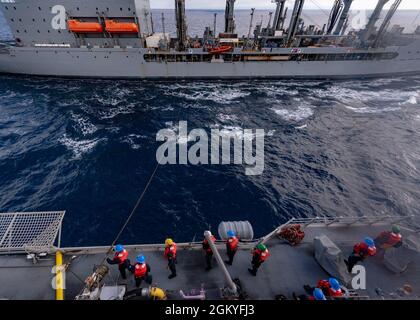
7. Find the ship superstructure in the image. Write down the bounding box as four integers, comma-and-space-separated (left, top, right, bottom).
0, 0, 419, 79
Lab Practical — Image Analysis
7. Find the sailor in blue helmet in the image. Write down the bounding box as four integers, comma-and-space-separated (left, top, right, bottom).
345, 237, 377, 273
225, 230, 239, 266
130, 255, 152, 288
107, 244, 130, 279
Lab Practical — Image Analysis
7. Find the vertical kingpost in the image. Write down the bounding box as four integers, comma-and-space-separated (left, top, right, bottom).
334, 0, 353, 35
373, 0, 402, 47
175, 0, 188, 51
327, 0, 344, 34
224, 0, 236, 34
285, 0, 305, 47
272, 0, 286, 32
361, 0, 390, 43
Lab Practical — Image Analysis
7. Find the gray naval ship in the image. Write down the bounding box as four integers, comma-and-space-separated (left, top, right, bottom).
0, 0, 420, 79
0, 211, 419, 300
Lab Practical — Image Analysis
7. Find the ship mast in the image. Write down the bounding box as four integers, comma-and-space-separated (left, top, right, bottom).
334, 0, 353, 35
272, 0, 287, 32
373, 0, 402, 47
224, 0, 236, 34
361, 0, 390, 43
327, 0, 344, 34
285, 0, 305, 46
175, 0, 188, 51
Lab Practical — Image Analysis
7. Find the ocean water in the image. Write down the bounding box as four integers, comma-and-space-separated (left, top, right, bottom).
1, 10, 420, 247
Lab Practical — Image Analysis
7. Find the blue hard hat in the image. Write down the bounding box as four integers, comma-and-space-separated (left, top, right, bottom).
364, 237, 375, 248
115, 244, 124, 252
313, 288, 326, 300
329, 278, 341, 291
227, 230, 236, 238
136, 255, 145, 264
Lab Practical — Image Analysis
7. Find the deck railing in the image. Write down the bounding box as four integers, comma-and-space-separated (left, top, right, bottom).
0, 211, 65, 254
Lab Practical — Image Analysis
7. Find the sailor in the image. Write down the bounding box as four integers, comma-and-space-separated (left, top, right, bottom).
248, 243, 270, 276
327, 278, 343, 297
106, 244, 130, 279
164, 238, 177, 279
131, 255, 152, 288
375, 225, 403, 250
304, 278, 342, 298
202, 233, 217, 271
225, 230, 239, 266
345, 237, 377, 273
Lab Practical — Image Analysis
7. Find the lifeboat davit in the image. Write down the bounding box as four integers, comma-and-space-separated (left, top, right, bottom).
207, 45, 233, 54
105, 20, 139, 33
68, 19, 103, 33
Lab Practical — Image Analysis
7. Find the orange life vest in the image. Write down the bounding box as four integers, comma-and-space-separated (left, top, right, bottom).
114, 249, 129, 265
378, 232, 402, 248
227, 236, 239, 251
329, 288, 343, 297
164, 243, 177, 259
317, 279, 330, 291
134, 263, 147, 278
254, 249, 270, 262
203, 235, 216, 253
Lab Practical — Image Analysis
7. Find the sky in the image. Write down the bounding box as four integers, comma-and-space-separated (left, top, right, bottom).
150, 0, 420, 10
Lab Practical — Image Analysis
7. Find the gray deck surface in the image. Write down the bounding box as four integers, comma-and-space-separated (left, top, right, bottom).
0, 223, 419, 300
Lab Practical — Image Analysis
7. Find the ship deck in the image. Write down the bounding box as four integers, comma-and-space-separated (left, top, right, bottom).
0, 221, 419, 300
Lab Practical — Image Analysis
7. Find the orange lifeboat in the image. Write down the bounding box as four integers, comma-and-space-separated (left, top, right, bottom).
105, 20, 139, 33
207, 45, 233, 54
68, 19, 103, 33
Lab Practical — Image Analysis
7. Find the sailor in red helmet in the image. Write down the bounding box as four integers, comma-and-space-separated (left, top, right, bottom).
107, 244, 130, 279
248, 243, 270, 276
225, 230, 239, 266
202, 232, 217, 271
345, 237, 376, 273
130, 255, 152, 288
375, 225, 403, 250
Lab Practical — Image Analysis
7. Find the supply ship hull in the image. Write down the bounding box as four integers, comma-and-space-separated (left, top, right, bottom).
1, 43, 420, 79
1, 0, 420, 79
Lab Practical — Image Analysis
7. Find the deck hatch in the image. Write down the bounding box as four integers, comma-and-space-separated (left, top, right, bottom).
0, 211, 65, 253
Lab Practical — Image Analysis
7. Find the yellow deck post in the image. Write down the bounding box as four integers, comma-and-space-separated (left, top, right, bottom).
55, 251, 64, 300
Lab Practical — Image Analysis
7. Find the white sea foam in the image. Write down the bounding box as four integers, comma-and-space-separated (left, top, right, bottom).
295, 124, 308, 130
162, 83, 250, 104
272, 106, 314, 122
70, 112, 97, 135
122, 134, 146, 150
217, 113, 239, 123
59, 134, 103, 159
97, 104, 136, 120
344, 106, 401, 114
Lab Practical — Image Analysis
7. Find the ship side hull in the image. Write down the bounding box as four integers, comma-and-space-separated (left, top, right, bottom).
1, 42, 420, 80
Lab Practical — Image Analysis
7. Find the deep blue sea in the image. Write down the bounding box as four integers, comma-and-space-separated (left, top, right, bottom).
1, 10, 420, 247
